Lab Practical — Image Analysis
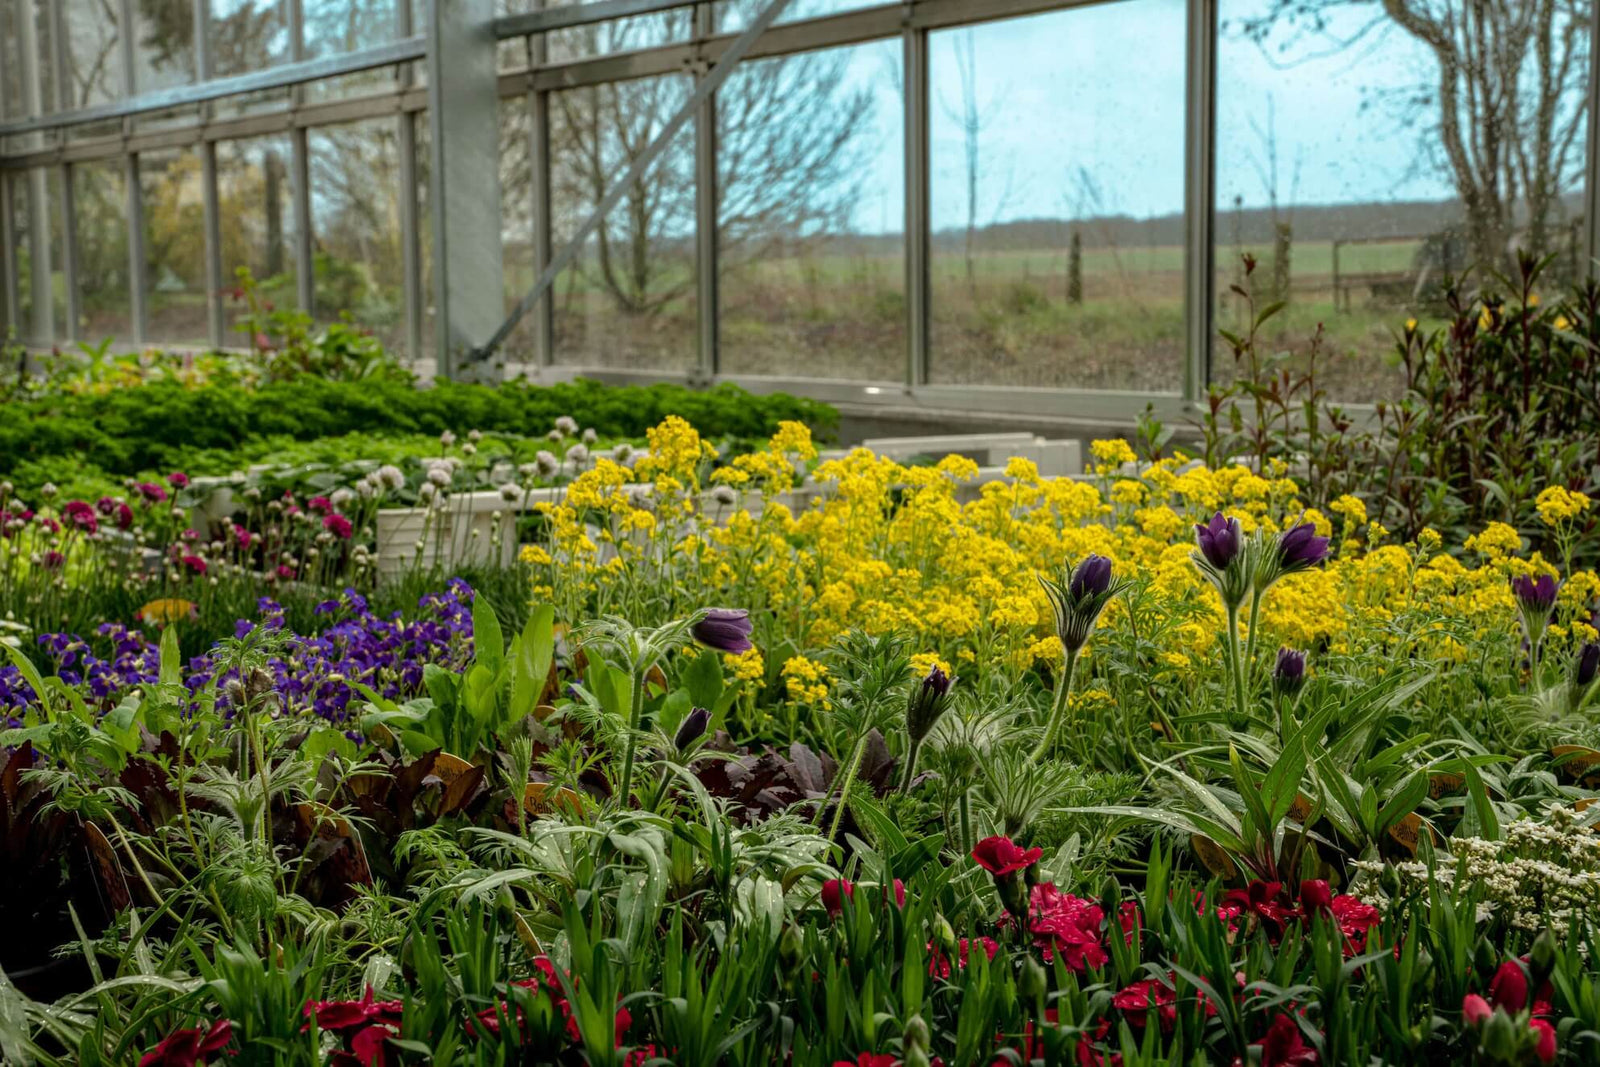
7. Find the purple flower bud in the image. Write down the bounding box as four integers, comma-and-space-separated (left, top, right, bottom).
1276, 522, 1330, 570
1274, 647, 1307, 696
1577, 642, 1599, 688
691, 608, 754, 654
674, 706, 711, 749
1068, 555, 1114, 600
906, 664, 955, 742
1511, 574, 1560, 615
1194, 512, 1243, 570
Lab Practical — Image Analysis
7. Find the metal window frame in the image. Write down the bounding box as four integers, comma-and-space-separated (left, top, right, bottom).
1, 0, 1597, 428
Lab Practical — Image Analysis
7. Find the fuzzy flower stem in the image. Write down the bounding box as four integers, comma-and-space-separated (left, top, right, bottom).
898, 736, 924, 794
1242, 586, 1264, 690
1030, 646, 1080, 761
958, 789, 973, 857
615, 665, 647, 806
1225, 602, 1247, 721
826, 734, 869, 846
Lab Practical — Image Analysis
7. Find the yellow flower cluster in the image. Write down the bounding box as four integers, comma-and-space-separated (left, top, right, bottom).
527, 419, 1599, 686
1537, 486, 1592, 527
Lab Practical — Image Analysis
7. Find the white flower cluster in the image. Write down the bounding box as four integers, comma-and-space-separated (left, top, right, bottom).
1351, 805, 1600, 934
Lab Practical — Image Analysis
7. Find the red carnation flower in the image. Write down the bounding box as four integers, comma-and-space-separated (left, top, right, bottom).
139, 1019, 232, 1067
1256, 1013, 1318, 1067
303, 986, 404, 1033
971, 835, 1042, 877
324, 513, 354, 540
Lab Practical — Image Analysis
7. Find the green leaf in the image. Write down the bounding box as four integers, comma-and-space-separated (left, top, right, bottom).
2, 642, 52, 721
1377, 771, 1428, 835
510, 604, 556, 720
680, 647, 725, 712
1460, 761, 1501, 842
473, 594, 504, 680
158, 626, 181, 688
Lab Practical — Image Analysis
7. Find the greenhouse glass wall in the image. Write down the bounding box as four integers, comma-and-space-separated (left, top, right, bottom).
1, 0, 1596, 424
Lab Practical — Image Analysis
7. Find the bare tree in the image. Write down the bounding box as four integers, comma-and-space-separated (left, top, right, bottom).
1236, 0, 1590, 274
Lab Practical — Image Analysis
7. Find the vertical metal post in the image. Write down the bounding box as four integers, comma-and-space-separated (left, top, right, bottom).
0, 176, 16, 336
1585, 0, 1600, 274
50, 0, 78, 340
397, 0, 423, 361
122, 0, 147, 342
426, 0, 505, 379
693, 2, 718, 382
902, 12, 929, 388
1182, 0, 1217, 404
19, 0, 52, 344
59, 165, 79, 341
290, 0, 315, 315
528, 3, 555, 368
197, 0, 225, 346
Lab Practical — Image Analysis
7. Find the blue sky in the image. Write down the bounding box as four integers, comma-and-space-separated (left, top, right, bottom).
830, 0, 1466, 235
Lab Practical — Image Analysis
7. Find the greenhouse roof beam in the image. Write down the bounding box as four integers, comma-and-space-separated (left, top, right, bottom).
494, 0, 700, 37
0, 37, 426, 138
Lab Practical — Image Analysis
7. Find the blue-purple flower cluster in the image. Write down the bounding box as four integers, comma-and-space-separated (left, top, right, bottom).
0, 581, 478, 729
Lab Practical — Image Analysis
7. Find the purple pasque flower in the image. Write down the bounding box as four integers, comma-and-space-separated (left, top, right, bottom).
691, 608, 754, 654
1195, 512, 1243, 570
674, 706, 711, 749
906, 663, 955, 742
1275, 521, 1330, 571
1040, 555, 1129, 653
1273, 647, 1307, 696
1067, 554, 1114, 600
1511, 573, 1560, 615
1576, 642, 1599, 689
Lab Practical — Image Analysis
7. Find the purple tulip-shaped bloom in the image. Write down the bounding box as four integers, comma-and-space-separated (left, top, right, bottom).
1195, 512, 1243, 570
1276, 522, 1330, 570
692, 608, 754, 654
906, 664, 955, 742
1274, 647, 1307, 695
1511, 574, 1560, 614
1577, 642, 1600, 688
674, 706, 712, 749
1068, 554, 1114, 601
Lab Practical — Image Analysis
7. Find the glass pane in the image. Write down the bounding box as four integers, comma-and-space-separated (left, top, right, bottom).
72, 160, 131, 341
309, 117, 407, 352
215, 133, 298, 342
209, 0, 290, 78
416, 109, 436, 360
10, 172, 37, 339
1, 1, 23, 120
302, 0, 395, 56
549, 76, 697, 371
60, 0, 127, 109
546, 1, 694, 62
131, 0, 197, 92
718, 39, 904, 380
1216, 0, 1591, 402
141, 147, 211, 345
928, 1, 1186, 392
719, 0, 886, 31
499, 97, 540, 360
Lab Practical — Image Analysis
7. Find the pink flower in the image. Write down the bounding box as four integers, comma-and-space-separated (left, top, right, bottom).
1461, 994, 1492, 1027
926, 936, 998, 979
1026, 883, 1107, 972
821, 878, 853, 918
41, 550, 65, 570
181, 554, 207, 576
276, 564, 296, 581
1256, 1013, 1318, 1067
167, 472, 189, 489
303, 986, 404, 1033
254, 332, 273, 351
1328, 896, 1380, 951
94, 496, 116, 516
887, 878, 905, 909
138, 482, 168, 504
234, 524, 253, 549
115, 502, 134, 530
324, 514, 354, 540
1223, 880, 1297, 935
62, 501, 98, 534
971, 835, 1042, 877
308, 495, 333, 515
1114, 977, 1177, 1031
138, 1018, 232, 1067
1489, 960, 1528, 1013
1531, 1017, 1557, 1064
833, 1055, 897, 1067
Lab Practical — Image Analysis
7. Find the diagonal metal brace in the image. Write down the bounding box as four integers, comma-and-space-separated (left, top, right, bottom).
468, 0, 794, 364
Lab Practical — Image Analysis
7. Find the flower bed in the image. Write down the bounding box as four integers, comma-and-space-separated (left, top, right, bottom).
1, 412, 1599, 1066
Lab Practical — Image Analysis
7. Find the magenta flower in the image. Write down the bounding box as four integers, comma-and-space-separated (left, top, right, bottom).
137, 482, 168, 504
181, 555, 207, 576
323, 514, 353, 540
62, 501, 98, 534
41, 550, 65, 571
167, 472, 190, 490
